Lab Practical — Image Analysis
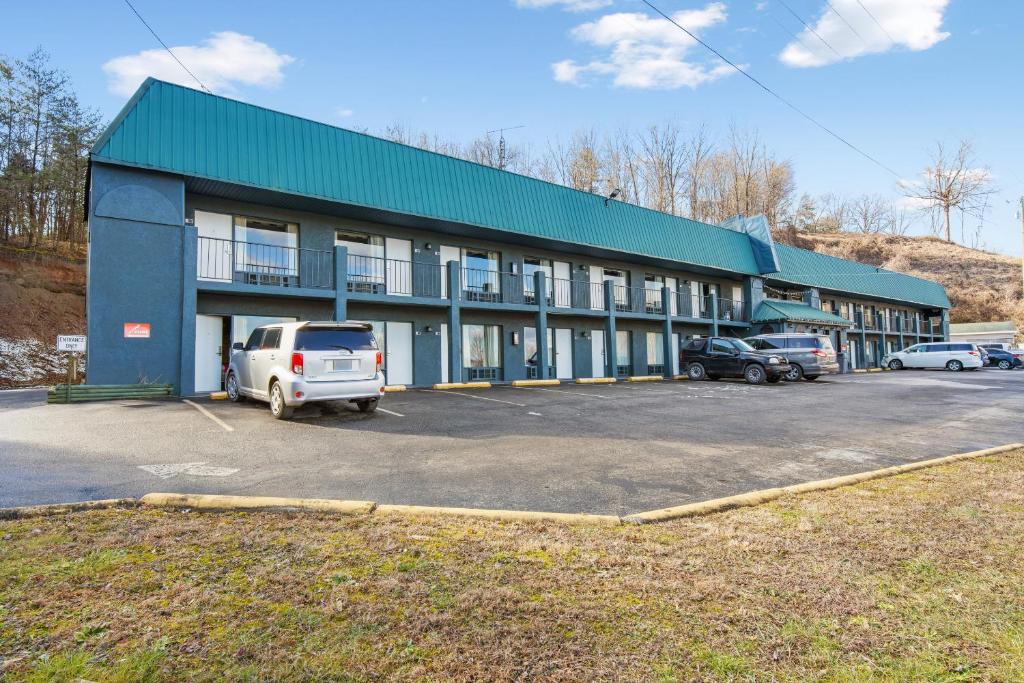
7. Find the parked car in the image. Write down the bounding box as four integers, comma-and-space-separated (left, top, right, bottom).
981, 346, 1022, 370
978, 346, 989, 367
882, 342, 983, 372
680, 336, 790, 385
743, 333, 839, 381
226, 321, 386, 419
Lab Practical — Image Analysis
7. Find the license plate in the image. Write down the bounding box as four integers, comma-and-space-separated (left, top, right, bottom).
329, 359, 357, 372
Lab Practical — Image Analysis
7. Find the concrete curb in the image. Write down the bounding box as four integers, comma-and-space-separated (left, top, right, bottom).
209, 391, 228, 400
672, 375, 690, 381
576, 377, 616, 384
867, 368, 883, 373
375, 504, 620, 526
431, 382, 491, 390
139, 493, 376, 515
851, 369, 868, 373
511, 379, 561, 387
383, 385, 407, 393
623, 442, 1024, 524
0, 498, 137, 520
627, 375, 663, 382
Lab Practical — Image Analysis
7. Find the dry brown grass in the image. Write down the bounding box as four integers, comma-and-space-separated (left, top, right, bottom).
2, 450, 1023, 681
777, 232, 1023, 330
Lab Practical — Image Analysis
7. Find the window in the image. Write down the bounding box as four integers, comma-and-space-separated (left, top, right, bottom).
605, 268, 628, 309
260, 328, 282, 350
462, 248, 499, 272
293, 327, 377, 351
244, 329, 265, 351
646, 332, 664, 373
644, 274, 664, 313
950, 343, 973, 351
757, 337, 783, 350
615, 330, 631, 375
462, 249, 501, 299
463, 324, 502, 368
684, 339, 705, 351
711, 339, 735, 354
523, 257, 553, 302
523, 326, 553, 377
337, 231, 385, 288
232, 315, 297, 348
233, 216, 299, 281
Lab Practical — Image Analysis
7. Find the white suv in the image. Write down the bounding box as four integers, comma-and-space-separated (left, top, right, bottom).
882, 342, 983, 372
226, 321, 386, 419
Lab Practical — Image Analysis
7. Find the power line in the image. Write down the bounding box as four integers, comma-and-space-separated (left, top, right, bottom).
639, 0, 901, 179
824, 1, 867, 45
777, 0, 842, 59
122, 0, 211, 94
854, 0, 896, 43
766, 12, 818, 56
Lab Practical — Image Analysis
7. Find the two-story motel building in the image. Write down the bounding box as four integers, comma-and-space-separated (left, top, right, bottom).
84, 79, 950, 395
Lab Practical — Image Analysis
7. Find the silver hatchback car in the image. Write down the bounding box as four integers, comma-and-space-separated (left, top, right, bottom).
226, 321, 386, 419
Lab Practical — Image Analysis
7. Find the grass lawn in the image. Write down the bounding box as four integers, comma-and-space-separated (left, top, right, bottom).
2, 450, 1023, 682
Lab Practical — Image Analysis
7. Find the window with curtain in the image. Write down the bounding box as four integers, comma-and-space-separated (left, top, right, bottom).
233, 216, 298, 277
463, 324, 502, 368
337, 230, 385, 284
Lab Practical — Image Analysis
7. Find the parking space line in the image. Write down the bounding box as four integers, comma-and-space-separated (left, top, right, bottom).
182, 399, 234, 432
513, 386, 613, 399
422, 389, 527, 407
376, 407, 405, 417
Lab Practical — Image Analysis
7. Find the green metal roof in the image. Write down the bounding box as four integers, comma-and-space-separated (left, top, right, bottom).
769, 244, 950, 309
92, 79, 948, 310
949, 321, 1016, 334
751, 299, 853, 326
92, 79, 760, 275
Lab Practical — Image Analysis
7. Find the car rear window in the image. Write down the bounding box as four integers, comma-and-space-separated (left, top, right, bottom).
950, 343, 974, 351
757, 338, 784, 350
294, 328, 377, 351
684, 339, 705, 351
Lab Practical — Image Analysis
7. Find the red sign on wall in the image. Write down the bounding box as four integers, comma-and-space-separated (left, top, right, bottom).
124, 322, 151, 338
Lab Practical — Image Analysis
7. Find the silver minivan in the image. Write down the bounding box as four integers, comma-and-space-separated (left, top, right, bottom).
226, 321, 386, 419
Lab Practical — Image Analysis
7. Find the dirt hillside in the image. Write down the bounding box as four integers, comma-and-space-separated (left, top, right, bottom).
775, 230, 1024, 327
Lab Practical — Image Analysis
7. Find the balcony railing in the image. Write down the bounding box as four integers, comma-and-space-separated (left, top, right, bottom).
680, 293, 713, 319
346, 254, 442, 297
197, 236, 333, 289
717, 297, 746, 322
461, 268, 525, 305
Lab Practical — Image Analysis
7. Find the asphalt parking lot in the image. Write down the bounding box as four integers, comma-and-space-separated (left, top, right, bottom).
2, 369, 1022, 515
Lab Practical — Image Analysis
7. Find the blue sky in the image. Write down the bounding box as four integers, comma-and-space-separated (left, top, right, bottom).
4, 0, 1021, 255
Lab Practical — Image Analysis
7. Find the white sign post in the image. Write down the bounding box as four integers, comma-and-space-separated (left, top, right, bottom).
56, 335, 86, 390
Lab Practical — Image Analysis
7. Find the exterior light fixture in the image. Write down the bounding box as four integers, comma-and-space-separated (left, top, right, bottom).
604, 188, 621, 206
424, 325, 433, 334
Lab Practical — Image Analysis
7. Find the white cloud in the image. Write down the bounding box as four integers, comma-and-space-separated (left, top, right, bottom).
336, 108, 354, 118
779, 0, 950, 68
103, 31, 295, 96
552, 3, 736, 89
515, 0, 613, 11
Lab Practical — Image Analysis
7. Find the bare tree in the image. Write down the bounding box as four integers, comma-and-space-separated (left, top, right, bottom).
849, 194, 890, 234
900, 140, 995, 243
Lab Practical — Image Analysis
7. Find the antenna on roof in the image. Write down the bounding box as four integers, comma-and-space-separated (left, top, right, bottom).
486, 125, 525, 170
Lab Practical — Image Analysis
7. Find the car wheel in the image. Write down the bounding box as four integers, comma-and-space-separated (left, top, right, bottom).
269, 381, 294, 419
744, 364, 767, 385
687, 363, 706, 381
225, 372, 243, 402
356, 399, 378, 413
783, 364, 803, 382
945, 360, 963, 372
998, 359, 1011, 370
888, 359, 903, 370
804, 375, 819, 381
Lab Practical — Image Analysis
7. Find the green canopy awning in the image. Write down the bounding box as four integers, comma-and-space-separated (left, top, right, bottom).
751, 300, 852, 327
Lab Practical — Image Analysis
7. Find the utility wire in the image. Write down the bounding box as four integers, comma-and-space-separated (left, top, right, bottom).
777, 0, 842, 59
122, 0, 212, 94
639, 0, 901, 179
766, 12, 818, 56
825, 1, 867, 45
854, 0, 896, 43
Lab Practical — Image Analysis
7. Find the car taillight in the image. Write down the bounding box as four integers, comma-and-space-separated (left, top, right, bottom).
968, 351, 978, 356
811, 349, 828, 357
375, 351, 383, 372
291, 352, 304, 375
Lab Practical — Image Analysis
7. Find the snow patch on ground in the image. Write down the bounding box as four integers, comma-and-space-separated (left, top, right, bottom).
0, 337, 81, 388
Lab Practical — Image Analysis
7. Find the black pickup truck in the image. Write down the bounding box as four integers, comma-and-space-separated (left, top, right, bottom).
680, 336, 790, 385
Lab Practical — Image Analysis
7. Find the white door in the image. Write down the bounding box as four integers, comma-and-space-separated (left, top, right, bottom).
440, 246, 460, 298
589, 265, 604, 310
591, 332, 607, 378
441, 323, 449, 382
385, 321, 413, 385
690, 281, 701, 317
195, 314, 224, 393
553, 261, 571, 307
194, 211, 233, 282
666, 277, 678, 315
555, 328, 573, 379
385, 237, 412, 296
671, 333, 680, 376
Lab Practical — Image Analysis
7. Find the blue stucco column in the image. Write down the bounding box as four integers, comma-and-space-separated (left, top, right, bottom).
534, 270, 549, 379
603, 279, 617, 378
858, 312, 868, 368
710, 295, 720, 336
879, 312, 887, 360
661, 286, 674, 378
896, 317, 904, 351
178, 224, 198, 396
744, 276, 764, 324
940, 309, 950, 341
446, 260, 462, 382
333, 245, 349, 321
